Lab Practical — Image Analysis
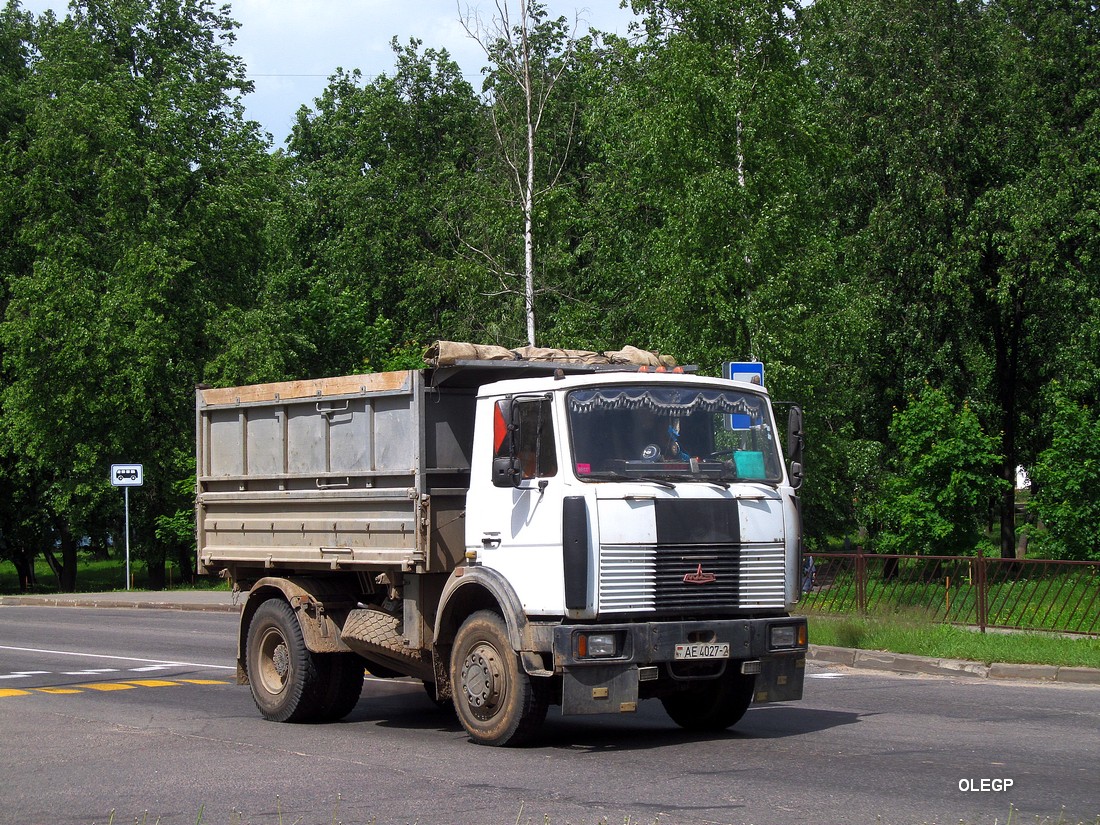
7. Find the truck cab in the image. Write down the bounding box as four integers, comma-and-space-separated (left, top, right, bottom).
439, 369, 806, 743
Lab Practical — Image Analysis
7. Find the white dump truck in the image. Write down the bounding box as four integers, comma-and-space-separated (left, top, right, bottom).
196, 342, 808, 745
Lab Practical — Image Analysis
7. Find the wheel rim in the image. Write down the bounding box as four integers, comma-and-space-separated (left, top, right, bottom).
460, 641, 506, 720
256, 625, 290, 696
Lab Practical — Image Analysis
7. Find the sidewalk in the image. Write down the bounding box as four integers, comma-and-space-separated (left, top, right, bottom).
4, 590, 1099, 686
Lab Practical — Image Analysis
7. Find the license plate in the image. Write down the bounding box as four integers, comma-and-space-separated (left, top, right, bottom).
674, 642, 730, 660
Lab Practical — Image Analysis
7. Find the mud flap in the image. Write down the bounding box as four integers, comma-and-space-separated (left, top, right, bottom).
752, 652, 806, 703
561, 664, 640, 715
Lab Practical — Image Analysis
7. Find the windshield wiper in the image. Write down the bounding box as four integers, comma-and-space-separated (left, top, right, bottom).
583, 471, 675, 489
664, 473, 730, 490
719, 475, 781, 489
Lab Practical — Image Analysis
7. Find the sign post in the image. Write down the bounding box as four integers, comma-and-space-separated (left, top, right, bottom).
110, 464, 144, 590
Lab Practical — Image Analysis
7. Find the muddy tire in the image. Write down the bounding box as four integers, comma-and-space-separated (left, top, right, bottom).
245, 599, 323, 722
661, 671, 756, 731
450, 610, 548, 746
315, 654, 365, 722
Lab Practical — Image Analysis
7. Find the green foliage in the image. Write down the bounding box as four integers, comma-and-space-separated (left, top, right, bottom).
279, 40, 494, 371
0, 0, 273, 588
803, 0, 1100, 556
1, 0, 1098, 585
1030, 393, 1100, 561
873, 386, 1007, 555
577, 0, 819, 367
152, 449, 196, 553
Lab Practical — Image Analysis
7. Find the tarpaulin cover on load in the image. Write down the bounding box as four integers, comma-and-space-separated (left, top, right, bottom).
425, 340, 677, 369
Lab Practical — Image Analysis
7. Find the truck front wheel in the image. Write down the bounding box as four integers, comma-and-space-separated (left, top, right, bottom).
660, 670, 756, 732
246, 599, 322, 722
450, 611, 548, 746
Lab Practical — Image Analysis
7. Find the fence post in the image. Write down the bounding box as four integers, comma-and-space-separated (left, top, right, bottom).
976, 546, 987, 633
856, 544, 867, 615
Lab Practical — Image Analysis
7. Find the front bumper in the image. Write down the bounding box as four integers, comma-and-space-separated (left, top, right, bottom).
549, 616, 807, 715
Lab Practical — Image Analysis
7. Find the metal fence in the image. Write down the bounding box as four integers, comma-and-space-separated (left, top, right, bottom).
798, 548, 1100, 636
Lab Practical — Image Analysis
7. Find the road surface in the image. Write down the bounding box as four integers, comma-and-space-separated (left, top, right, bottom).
1, 604, 1097, 825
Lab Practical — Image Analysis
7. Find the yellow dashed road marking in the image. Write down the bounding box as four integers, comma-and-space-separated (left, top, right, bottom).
1, 678, 230, 698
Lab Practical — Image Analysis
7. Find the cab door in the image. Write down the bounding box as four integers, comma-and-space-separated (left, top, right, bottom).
466, 394, 567, 614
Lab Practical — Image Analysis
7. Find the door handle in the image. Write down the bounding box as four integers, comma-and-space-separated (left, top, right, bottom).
481, 532, 501, 549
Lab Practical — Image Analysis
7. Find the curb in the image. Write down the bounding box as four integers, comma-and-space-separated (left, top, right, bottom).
808, 644, 1100, 686
0, 594, 241, 613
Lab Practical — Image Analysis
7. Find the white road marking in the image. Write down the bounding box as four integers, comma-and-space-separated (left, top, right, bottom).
807, 672, 846, 679
0, 671, 51, 680
0, 644, 234, 671
62, 669, 121, 676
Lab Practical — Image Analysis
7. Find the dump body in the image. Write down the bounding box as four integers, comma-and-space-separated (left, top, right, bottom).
197, 369, 472, 578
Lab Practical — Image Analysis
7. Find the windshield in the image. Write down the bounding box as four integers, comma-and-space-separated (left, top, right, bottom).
567, 384, 783, 484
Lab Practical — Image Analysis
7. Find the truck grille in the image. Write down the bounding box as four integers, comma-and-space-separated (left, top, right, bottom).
599, 543, 786, 614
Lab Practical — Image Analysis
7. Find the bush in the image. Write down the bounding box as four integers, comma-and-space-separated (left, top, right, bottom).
873, 385, 1006, 556
1030, 394, 1100, 561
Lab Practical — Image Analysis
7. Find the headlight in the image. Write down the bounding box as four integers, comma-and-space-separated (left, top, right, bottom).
575, 632, 620, 659
769, 624, 799, 649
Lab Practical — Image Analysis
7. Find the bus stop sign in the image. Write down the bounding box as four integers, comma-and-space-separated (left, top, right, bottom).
111, 464, 144, 487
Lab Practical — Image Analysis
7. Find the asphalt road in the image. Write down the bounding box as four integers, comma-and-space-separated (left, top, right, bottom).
1, 605, 1097, 825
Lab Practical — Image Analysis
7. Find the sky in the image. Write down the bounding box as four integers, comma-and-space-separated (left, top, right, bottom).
19, 1, 639, 146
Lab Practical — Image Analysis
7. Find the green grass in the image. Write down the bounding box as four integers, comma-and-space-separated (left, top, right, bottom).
802, 563, 1100, 634
808, 612, 1100, 669
0, 555, 228, 595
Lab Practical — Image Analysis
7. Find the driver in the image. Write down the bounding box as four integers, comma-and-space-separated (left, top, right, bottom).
641, 419, 691, 462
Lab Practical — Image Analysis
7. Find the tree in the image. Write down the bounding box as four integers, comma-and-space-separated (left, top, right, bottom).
803, 0, 1100, 557
281, 38, 489, 373
0, 2, 36, 586
460, 0, 579, 346
0, 0, 272, 589
574, 0, 820, 365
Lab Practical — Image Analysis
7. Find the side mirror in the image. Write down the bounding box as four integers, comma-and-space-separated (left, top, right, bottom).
492, 398, 519, 488
492, 456, 522, 488
786, 406, 804, 490
789, 461, 804, 491
786, 406, 804, 462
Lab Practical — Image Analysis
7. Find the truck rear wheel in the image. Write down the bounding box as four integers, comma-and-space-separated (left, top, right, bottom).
450, 610, 548, 746
314, 654, 365, 722
661, 671, 756, 732
246, 599, 323, 722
